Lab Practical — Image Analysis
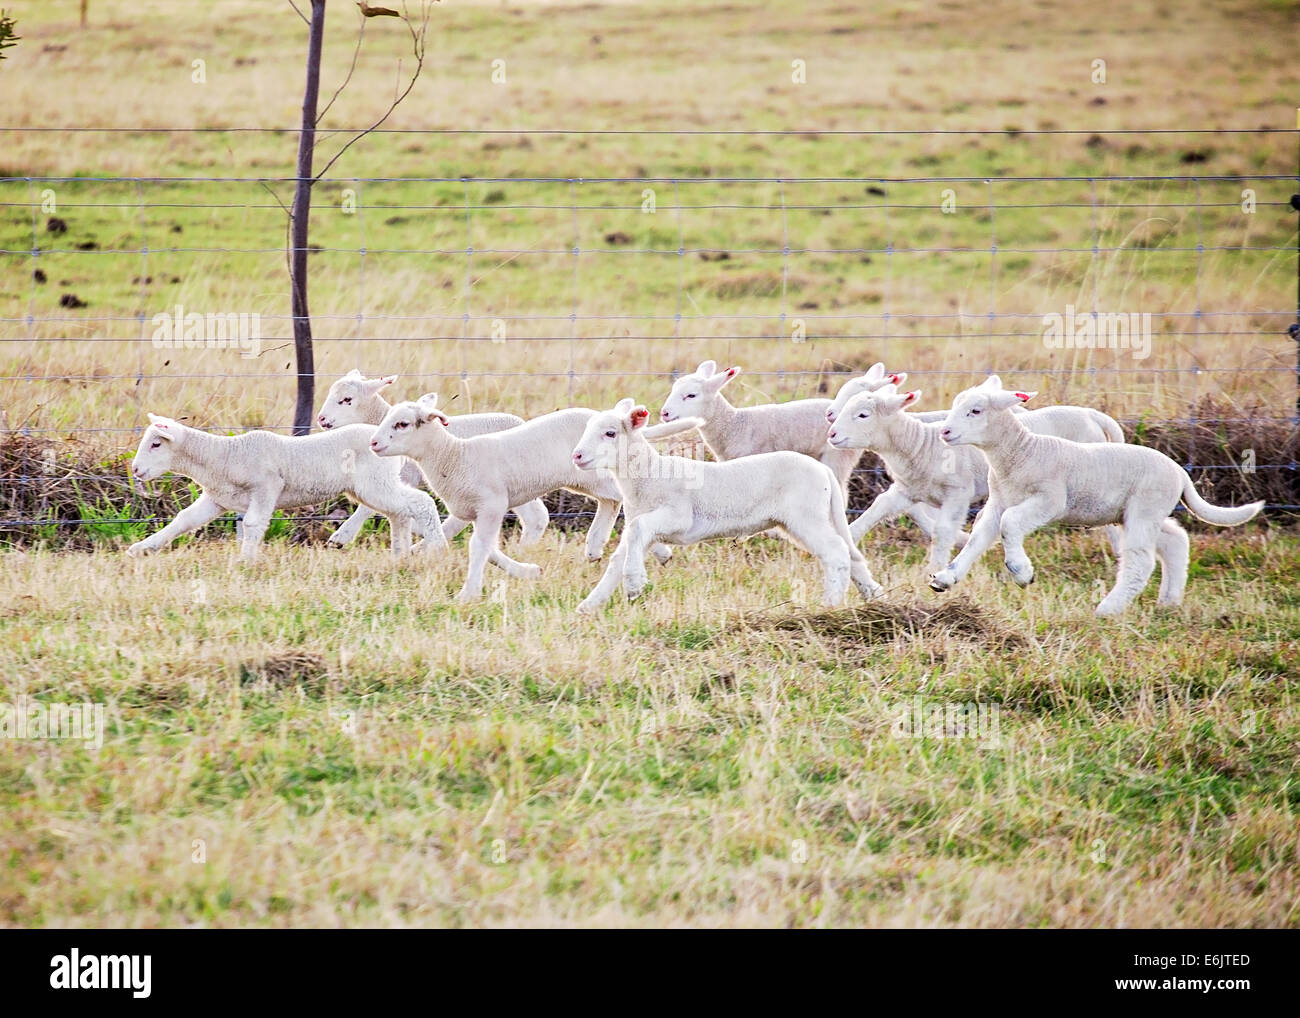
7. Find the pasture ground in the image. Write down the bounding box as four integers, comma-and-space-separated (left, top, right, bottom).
2, 526, 1298, 926
0, 0, 1297, 926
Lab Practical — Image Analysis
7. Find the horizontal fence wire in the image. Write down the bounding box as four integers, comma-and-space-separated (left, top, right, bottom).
2, 126, 1298, 535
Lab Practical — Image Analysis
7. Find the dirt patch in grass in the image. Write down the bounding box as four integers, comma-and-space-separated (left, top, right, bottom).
239, 651, 330, 693
749, 599, 1026, 649
707, 271, 809, 300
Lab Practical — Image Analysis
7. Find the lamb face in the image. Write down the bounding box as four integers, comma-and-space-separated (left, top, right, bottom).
371, 397, 445, 457
825, 363, 903, 423
827, 388, 920, 449
317, 370, 396, 430
658, 360, 737, 423
939, 377, 1035, 447
573, 399, 649, 471
131, 415, 183, 481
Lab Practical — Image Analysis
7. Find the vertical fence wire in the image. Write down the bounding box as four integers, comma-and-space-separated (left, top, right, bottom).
355, 178, 366, 369
1190, 176, 1204, 472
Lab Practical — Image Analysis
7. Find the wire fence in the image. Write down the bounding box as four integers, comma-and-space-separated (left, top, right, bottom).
1, 126, 1298, 534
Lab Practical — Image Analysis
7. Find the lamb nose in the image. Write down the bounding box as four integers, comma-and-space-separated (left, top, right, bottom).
660, 409, 669, 420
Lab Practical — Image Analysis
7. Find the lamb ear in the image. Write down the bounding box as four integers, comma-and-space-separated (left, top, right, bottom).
629, 405, 650, 429
417, 392, 439, 408
364, 374, 397, 393
888, 371, 908, 387
344, 368, 364, 380
980, 374, 1002, 390
613, 397, 636, 414
987, 389, 1035, 410
708, 365, 740, 391
876, 387, 908, 412
146, 413, 178, 439
900, 389, 922, 408
864, 362, 885, 381
696, 359, 717, 378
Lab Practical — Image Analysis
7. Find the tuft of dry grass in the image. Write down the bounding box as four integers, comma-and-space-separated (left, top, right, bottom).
749, 599, 1027, 649
239, 651, 331, 693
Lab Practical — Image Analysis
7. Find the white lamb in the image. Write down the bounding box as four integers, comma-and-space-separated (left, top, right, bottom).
926, 377, 1264, 616
829, 386, 990, 573
316, 370, 550, 547
127, 414, 445, 561
658, 360, 863, 494
829, 384, 1126, 569
571, 398, 885, 613
827, 364, 1126, 551
826, 362, 1126, 442
369, 395, 674, 602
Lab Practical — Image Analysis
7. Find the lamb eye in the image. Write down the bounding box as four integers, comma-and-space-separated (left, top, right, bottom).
604, 430, 616, 439
340, 397, 351, 405
396, 421, 408, 429
858, 412, 867, 419
150, 441, 161, 449
684, 393, 696, 399
971, 408, 981, 415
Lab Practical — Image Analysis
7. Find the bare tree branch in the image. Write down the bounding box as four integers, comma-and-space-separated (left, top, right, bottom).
285, 0, 309, 25
258, 180, 296, 288
312, 0, 432, 183
317, 17, 367, 125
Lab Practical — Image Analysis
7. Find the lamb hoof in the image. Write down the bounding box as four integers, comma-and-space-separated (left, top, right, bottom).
929, 569, 955, 592
455, 589, 482, 604
126, 542, 150, 558
326, 539, 346, 550
521, 564, 542, 580
1006, 564, 1034, 587
586, 553, 603, 564
1094, 600, 1125, 618
575, 599, 600, 615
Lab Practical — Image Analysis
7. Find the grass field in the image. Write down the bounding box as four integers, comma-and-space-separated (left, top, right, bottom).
3, 529, 1298, 926
1, 0, 1298, 927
